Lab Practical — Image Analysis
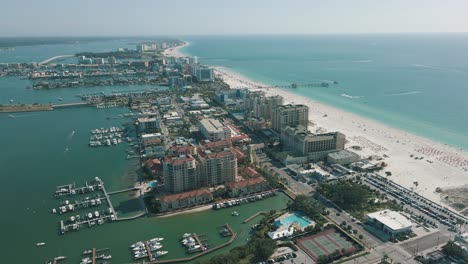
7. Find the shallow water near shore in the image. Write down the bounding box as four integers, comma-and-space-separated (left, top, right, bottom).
181, 34, 468, 150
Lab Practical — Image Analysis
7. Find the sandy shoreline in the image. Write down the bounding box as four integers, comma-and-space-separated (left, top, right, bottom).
163, 45, 468, 212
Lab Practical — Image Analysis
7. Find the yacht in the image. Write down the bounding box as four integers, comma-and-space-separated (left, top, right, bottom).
150, 237, 164, 242
150, 244, 163, 251
232, 211, 239, 216
36, 242, 46, 246
182, 233, 192, 238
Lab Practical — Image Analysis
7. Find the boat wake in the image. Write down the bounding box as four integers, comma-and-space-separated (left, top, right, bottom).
386, 91, 422, 96
67, 130, 76, 140
7, 114, 38, 118
411, 64, 465, 74
341, 93, 363, 99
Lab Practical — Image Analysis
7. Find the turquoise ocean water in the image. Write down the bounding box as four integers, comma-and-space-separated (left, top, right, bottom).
180, 34, 468, 150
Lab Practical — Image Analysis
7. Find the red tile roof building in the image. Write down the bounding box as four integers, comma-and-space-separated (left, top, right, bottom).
226, 177, 269, 197
159, 188, 213, 212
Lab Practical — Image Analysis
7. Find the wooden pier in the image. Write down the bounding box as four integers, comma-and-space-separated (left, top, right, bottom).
145, 224, 237, 264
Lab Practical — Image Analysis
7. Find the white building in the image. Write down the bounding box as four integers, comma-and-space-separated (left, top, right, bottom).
198, 118, 231, 142
367, 210, 412, 238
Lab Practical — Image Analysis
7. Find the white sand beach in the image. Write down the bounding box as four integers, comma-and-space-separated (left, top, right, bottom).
162, 41, 188, 58
164, 47, 468, 212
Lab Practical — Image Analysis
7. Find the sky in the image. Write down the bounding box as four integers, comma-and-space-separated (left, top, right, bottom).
1, 0, 468, 36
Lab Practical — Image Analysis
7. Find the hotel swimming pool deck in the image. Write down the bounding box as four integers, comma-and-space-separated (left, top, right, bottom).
274, 212, 315, 230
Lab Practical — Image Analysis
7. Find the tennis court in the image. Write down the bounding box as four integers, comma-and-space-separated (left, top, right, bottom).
297, 229, 357, 261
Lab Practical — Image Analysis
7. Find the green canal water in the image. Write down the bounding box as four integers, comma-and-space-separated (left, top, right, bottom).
0, 106, 291, 263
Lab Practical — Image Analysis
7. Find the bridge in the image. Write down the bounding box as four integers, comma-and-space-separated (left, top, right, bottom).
39, 55, 75, 65
51, 102, 89, 108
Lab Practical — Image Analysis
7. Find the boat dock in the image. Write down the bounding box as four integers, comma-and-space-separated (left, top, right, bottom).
107, 187, 139, 195
146, 224, 237, 264
100, 184, 116, 215
243, 211, 267, 223
192, 233, 206, 252
82, 248, 111, 264
145, 241, 154, 262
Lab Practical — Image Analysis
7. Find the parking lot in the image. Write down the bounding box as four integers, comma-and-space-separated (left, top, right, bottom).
364, 174, 468, 233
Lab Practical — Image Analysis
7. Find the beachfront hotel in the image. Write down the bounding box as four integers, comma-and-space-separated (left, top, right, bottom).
280, 125, 346, 162
272, 104, 309, 133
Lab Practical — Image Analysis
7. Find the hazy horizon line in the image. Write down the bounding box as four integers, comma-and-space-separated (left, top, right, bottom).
1, 32, 468, 39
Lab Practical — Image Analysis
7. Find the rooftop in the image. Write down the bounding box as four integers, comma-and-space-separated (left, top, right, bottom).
160, 188, 212, 203
328, 150, 360, 159
226, 177, 266, 189
199, 118, 225, 133
367, 210, 412, 231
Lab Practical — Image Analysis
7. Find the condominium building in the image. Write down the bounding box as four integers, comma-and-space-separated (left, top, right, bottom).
198, 118, 232, 142
272, 104, 309, 133
163, 155, 197, 193
252, 95, 284, 120
137, 117, 161, 133
197, 148, 238, 187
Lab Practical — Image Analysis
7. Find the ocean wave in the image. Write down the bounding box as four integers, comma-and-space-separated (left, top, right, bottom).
353, 60, 373, 63
411, 64, 465, 74
386, 91, 422, 96
341, 93, 363, 99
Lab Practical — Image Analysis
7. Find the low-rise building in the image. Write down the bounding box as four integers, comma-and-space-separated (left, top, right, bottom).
327, 150, 360, 165
141, 133, 162, 146
367, 210, 412, 238
159, 188, 213, 212
226, 177, 269, 197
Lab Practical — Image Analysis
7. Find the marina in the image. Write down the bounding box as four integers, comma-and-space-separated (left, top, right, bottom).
212, 190, 276, 210
54, 177, 142, 234
88, 126, 125, 147
129, 237, 167, 261
81, 248, 112, 264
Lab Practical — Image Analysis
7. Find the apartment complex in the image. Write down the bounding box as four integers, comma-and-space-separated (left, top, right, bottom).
272, 104, 309, 133
163, 147, 238, 193
197, 148, 238, 187
163, 155, 197, 193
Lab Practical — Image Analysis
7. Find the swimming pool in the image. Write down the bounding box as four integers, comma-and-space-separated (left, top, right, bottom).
274, 213, 313, 229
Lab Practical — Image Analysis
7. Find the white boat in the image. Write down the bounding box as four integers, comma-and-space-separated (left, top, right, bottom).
102, 255, 112, 260
94, 211, 100, 218
36, 242, 46, 246
150, 237, 164, 242
130, 242, 144, 248
232, 211, 239, 216
52, 208, 56, 214
150, 244, 163, 251
154, 251, 168, 257
80, 257, 92, 264
88, 213, 93, 219
182, 233, 192, 238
